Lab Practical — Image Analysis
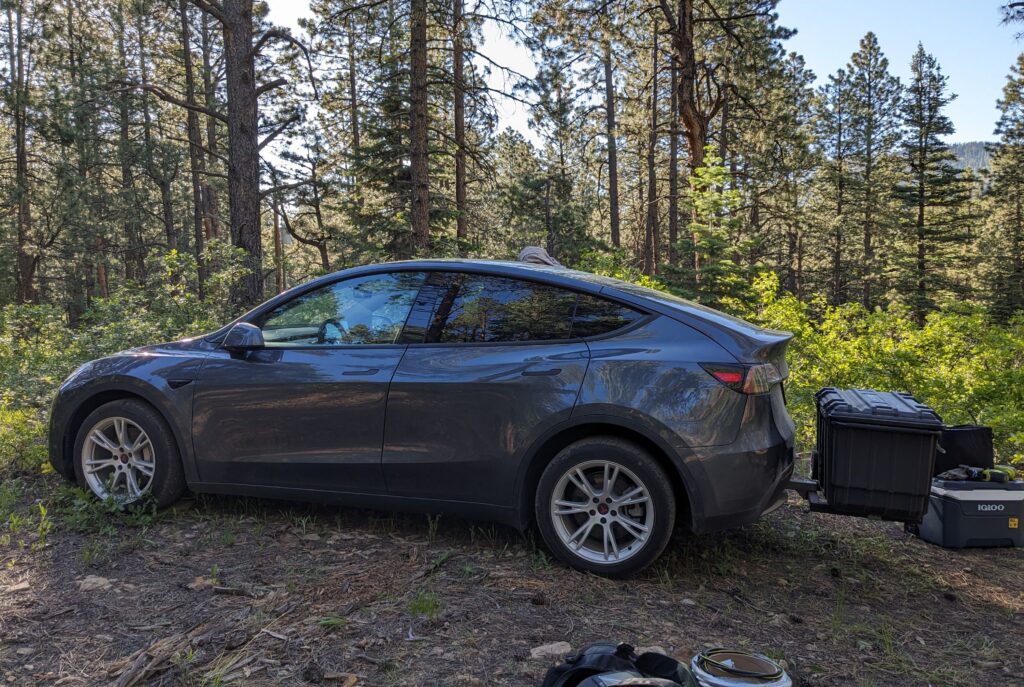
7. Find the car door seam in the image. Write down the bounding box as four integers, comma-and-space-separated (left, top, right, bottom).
379, 344, 410, 495
570, 340, 593, 419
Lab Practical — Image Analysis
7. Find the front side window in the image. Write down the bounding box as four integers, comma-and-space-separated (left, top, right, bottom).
259, 272, 426, 346
414, 273, 577, 344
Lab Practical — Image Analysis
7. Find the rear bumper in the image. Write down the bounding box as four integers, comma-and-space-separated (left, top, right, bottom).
680, 388, 796, 535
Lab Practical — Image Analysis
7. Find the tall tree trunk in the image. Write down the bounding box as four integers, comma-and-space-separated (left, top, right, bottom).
116, 5, 146, 283
668, 62, 679, 266
643, 26, 659, 275
663, 0, 707, 175
862, 144, 874, 309
408, 0, 430, 254
916, 169, 927, 325
453, 0, 468, 253
199, 10, 223, 240
219, 0, 263, 308
602, 25, 621, 249
136, 9, 177, 251
346, 17, 360, 151
180, 0, 207, 298
273, 203, 284, 293
9, 2, 36, 303
544, 176, 553, 256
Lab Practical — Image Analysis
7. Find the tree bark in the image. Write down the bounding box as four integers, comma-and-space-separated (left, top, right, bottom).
602, 26, 621, 249
346, 17, 360, 151
199, 10, 223, 240
668, 62, 679, 266
9, 1, 35, 303
180, 0, 207, 298
453, 0, 468, 253
408, 0, 430, 255
116, 4, 146, 283
643, 26, 659, 275
217, 0, 263, 307
662, 0, 708, 175
136, 11, 178, 251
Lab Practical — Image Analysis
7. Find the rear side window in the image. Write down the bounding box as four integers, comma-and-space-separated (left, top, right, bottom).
571, 293, 642, 338
412, 272, 577, 343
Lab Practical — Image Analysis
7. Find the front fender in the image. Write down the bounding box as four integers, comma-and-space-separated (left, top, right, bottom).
49, 352, 206, 483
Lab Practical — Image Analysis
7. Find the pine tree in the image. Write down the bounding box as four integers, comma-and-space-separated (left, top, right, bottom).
814, 69, 856, 304
897, 44, 971, 321
846, 32, 904, 308
983, 54, 1024, 318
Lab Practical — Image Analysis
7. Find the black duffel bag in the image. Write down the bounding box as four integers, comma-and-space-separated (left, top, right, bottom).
935, 425, 994, 475
541, 642, 697, 687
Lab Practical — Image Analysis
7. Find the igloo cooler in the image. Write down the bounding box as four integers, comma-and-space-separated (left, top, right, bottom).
813, 388, 943, 523
918, 480, 1024, 548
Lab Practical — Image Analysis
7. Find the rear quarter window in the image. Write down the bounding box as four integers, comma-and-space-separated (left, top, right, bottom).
571, 294, 643, 338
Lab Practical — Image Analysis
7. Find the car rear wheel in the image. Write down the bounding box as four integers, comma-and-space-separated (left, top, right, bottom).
73, 399, 185, 507
535, 437, 675, 577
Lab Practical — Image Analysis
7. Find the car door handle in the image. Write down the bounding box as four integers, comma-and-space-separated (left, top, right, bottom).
522, 368, 561, 377
342, 368, 380, 376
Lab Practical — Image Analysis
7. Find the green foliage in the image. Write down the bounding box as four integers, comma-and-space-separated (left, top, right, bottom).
750, 272, 1024, 461
668, 150, 754, 311
0, 405, 47, 474
0, 249, 245, 408
407, 589, 443, 619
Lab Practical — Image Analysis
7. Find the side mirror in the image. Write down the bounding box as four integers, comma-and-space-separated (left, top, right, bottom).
223, 322, 265, 352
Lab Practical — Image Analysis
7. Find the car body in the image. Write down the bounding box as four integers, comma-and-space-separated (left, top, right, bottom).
49, 259, 796, 575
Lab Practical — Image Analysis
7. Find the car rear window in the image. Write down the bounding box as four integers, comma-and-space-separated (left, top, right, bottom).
571, 294, 643, 338
416, 272, 578, 343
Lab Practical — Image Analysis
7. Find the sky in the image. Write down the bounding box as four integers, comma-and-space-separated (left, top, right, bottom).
265, 0, 1024, 144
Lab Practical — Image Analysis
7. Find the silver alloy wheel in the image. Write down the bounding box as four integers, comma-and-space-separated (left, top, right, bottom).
549, 459, 654, 564
81, 416, 156, 502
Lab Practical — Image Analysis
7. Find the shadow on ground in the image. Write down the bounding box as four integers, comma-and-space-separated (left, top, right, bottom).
1, 477, 1022, 686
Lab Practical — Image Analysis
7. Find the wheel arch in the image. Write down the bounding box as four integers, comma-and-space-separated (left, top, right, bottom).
515, 417, 699, 532
56, 384, 188, 480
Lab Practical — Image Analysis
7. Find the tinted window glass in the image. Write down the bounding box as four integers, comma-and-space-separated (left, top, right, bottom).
259, 272, 426, 346
415, 273, 577, 343
571, 294, 642, 338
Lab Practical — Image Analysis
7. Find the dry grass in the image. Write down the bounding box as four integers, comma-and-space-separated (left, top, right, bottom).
1, 478, 1022, 686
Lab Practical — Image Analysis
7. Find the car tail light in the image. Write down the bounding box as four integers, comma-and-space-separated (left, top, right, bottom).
701, 363, 786, 395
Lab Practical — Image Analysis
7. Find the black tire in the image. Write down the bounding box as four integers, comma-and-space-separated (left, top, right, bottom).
535, 436, 675, 577
72, 399, 186, 508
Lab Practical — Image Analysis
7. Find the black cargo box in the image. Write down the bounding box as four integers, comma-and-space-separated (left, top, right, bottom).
814, 388, 943, 522
934, 425, 994, 475
918, 480, 1023, 548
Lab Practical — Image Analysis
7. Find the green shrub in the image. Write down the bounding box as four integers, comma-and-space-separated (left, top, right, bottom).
749, 273, 1024, 462
0, 405, 48, 474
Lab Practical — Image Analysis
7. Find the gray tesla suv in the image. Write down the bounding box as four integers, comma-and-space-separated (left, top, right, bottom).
49, 260, 795, 576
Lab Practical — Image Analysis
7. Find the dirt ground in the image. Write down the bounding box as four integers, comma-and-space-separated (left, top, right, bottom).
1, 475, 1022, 687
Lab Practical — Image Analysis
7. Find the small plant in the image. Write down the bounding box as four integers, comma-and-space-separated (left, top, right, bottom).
426, 514, 441, 543
407, 589, 442, 619
33, 502, 52, 550
318, 614, 348, 631
80, 537, 111, 567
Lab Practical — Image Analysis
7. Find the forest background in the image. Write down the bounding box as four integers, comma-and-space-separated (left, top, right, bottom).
2, 0, 1023, 461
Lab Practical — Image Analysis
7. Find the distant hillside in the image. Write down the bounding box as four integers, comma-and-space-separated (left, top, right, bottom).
949, 141, 993, 170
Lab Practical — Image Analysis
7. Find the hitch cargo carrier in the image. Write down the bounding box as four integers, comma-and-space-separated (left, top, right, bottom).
789, 388, 944, 523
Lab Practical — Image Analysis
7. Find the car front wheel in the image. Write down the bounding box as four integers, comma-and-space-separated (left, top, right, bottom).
73, 399, 185, 507
535, 437, 675, 577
